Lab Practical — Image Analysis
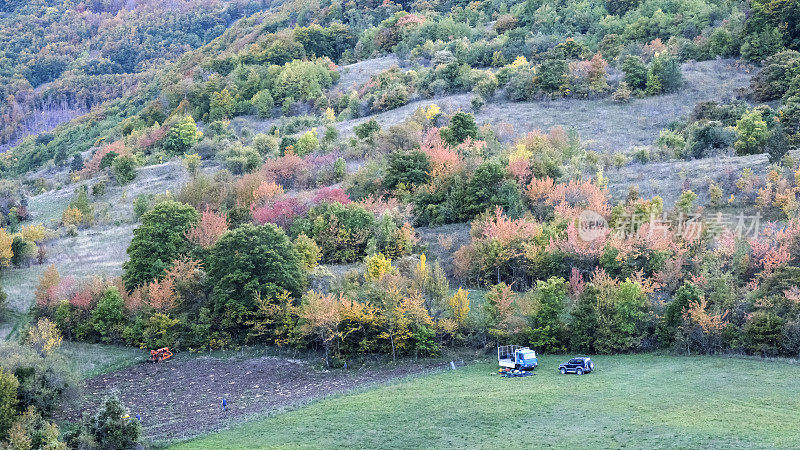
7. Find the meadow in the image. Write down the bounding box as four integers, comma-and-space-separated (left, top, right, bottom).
174, 354, 800, 449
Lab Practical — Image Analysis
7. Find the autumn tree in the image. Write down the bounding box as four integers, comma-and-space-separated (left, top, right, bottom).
0, 229, 12, 268
484, 283, 520, 343
245, 291, 297, 347
35, 264, 60, 309
123, 201, 199, 289
677, 298, 728, 355
298, 291, 343, 367
24, 318, 62, 357
447, 288, 470, 326
185, 207, 229, 248
146, 277, 176, 312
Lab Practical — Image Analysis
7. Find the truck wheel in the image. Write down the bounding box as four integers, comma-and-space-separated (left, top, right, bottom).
576, 368, 584, 375
560, 367, 566, 375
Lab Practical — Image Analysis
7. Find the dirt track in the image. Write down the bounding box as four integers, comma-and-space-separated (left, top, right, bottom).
64, 355, 441, 442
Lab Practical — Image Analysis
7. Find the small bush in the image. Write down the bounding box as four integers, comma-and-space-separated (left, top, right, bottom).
75, 395, 141, 450
111, 155, 137, 185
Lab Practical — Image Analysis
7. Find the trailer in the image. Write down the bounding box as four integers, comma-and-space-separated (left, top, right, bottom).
497, 345, 538, 371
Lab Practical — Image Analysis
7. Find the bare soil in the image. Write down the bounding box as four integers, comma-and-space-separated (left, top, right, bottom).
63, 354, 443, 442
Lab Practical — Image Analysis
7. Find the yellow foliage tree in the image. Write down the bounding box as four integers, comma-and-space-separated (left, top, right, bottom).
448, 288, 470, 325
365, 253, 395, 281
298, 291, 344, 367
0, 228, 12, 267
424, 104, 440, 121
511, 55, 528, 68
20, 224, 46, 243
61, 207, 84, 227
25, 318, 63, 357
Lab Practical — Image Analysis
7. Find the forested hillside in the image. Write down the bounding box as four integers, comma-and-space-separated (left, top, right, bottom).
8, 0, 798, 175
0, 0, 272, 152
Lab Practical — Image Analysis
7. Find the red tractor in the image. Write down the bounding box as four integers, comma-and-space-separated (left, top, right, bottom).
149, 347, 173, 363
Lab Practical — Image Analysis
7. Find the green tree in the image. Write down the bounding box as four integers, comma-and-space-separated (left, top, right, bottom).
735, 109, 770, 155
658, 282, 703, 346
111, 155, 137, 185
80, 395, 141, 450
782, 97, 800, 145
354, 119, 380, 143
253, 89, 274, 118
744, 311, 785, 356
69, 154, 84, 172
766, 124, 790, 163
209, 88, 236, 121
384, 150, 431, 191
162, 116, 201, 155
208, 224, 305, 338
537, 58, 569, 94
523, 277, 568, 352
441, 112, 478, 146
122, 201, 199, 289
294, 130, 319, 156
298, 202, 377, 263
10, 236, 36, 267
0, 369, 18, 437
91, 287, 125, 343
463, 161, 518, 219
622, 55, 648, 91
98, 151, 118, 170
750, 50, 800, 101
648, 52, 683, 93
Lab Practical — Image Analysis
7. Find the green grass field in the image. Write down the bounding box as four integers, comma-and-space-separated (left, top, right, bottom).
59, 342, 148, 379
173, 354, 800, 449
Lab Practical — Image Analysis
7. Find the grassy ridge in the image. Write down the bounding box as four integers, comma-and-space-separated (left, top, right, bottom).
173, 354, 800, 449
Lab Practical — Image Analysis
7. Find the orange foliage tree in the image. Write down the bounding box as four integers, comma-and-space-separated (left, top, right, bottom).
186, 207, 229, 248
298, 291, 344, 367
79, 141, 128, 179
34, 264, 60, 309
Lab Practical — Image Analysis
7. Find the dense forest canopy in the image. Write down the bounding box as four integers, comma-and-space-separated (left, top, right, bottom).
0, 0, 272, 152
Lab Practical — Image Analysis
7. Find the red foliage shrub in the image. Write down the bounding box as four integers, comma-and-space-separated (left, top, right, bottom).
69, 290, 93, 310
235, 172, 269, 206
313, 187, 351, 205
137, 124, 169, 150
478, 206, 540, 245
79, 141, 128, 178
251, 197, 308, 229
261, 152, 309, 188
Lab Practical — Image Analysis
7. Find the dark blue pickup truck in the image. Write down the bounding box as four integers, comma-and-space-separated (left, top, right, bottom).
559, 357, 594, 375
